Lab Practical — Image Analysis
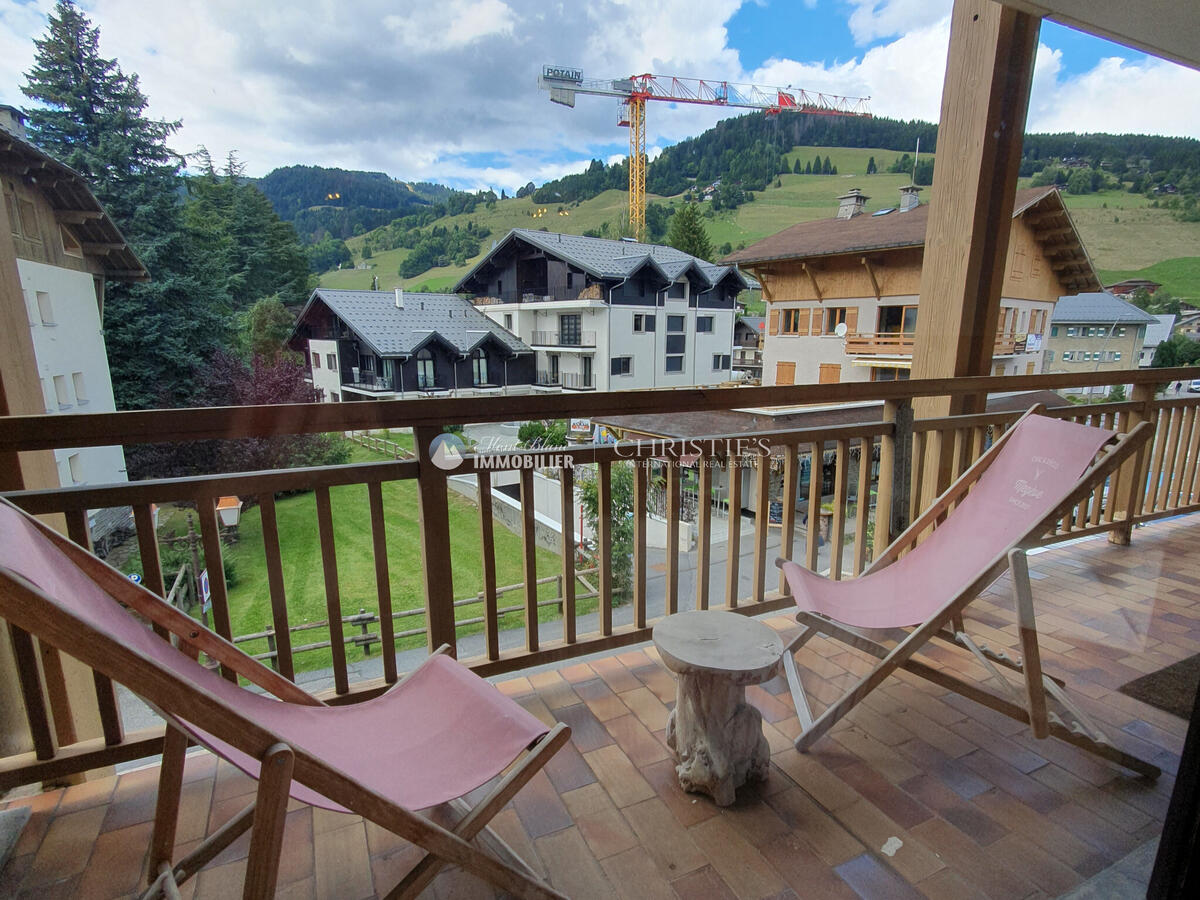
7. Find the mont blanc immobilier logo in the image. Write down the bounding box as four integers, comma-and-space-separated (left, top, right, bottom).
429, 432, 467, 470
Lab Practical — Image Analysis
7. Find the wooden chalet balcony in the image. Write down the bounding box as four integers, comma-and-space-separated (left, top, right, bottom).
845, 331, 1028, 357
0, 367, 1198, 897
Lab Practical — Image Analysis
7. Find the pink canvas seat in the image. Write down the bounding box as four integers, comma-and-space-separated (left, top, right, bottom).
0, 498, 570, 899
775, 408, 1160, 778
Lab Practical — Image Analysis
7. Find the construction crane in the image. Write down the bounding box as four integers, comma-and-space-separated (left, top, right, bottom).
538, 66, 872, 240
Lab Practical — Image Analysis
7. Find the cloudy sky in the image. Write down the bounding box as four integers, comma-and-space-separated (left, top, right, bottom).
1, 0, 1197, 192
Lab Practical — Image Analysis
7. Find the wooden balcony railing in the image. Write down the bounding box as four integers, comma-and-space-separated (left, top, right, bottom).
845, 331, 1028, 356
1, 367, 1198, 789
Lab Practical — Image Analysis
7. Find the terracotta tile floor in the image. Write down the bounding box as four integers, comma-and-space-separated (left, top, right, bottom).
3, 517, 1197, 899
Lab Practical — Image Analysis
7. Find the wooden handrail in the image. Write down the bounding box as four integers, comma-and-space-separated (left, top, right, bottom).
3, 368, 1198, 452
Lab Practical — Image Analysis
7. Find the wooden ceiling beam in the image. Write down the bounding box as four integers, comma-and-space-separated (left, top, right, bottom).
860, 257, 881, 301
53, 209, 104, 224
801, 262, 823, 302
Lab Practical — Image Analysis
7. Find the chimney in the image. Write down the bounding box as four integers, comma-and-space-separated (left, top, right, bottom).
394, 288, 404, 309
899, 184, 922, 212
836, 188, 869, 220
0, 104, 27, 140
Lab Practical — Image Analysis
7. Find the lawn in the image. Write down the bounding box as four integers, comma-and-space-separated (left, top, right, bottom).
145, 440, 593, 674
1097, 257, 1200, 302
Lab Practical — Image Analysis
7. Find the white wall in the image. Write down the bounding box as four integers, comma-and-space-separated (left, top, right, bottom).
17, 259, 126, 488
308, 338, 342, 401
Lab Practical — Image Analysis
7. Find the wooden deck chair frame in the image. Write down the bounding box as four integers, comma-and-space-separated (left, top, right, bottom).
775, 406, 1161, 779
0, 498, 571, 899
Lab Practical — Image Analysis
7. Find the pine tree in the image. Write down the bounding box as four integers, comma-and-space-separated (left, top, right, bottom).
793, 158, 802, 175
823, 155, 833, 175
804, 160, 812, 175
22, 1, 230, 410
666, 202, 713, 261
813, 154, 823, 174
867, 156, 877, 175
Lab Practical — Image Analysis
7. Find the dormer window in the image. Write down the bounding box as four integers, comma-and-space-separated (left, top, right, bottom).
417, 348, 435, 389
471, 348, 489, 385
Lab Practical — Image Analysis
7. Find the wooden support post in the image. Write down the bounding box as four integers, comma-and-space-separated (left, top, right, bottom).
413, 425, 457, 656
695, 458, 712, 610
1110, 382, 1156, 545
910, 0, 1041, 502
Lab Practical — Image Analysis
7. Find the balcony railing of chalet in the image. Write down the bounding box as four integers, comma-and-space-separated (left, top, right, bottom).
536, 369, 560, 386
341, 370, 395, 392
845, 331, 1028, 356
733, 348, 763, 365
1, 367, 1198, 790
530, 330, 597, 348
472, 289, 591, 304
560, 372, 595, 389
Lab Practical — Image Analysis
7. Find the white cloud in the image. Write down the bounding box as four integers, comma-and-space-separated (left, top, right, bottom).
1028, 51, 1200, 137
383, 0, 516, 49
844, 0, 951, 46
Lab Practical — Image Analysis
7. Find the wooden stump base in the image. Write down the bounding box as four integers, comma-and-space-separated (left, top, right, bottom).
665, 670, 770, 806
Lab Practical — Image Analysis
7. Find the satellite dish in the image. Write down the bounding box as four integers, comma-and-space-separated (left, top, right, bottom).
834, 322, 848, 338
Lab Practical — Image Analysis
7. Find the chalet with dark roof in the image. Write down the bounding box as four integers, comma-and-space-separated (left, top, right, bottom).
288, 288, 534, 400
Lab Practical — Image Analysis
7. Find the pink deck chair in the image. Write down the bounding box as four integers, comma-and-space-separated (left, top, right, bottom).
776, 408, 1160, 778
0, 498, 570, 899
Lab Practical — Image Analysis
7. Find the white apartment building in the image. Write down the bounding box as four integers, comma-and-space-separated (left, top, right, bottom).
455, 229, 747, 392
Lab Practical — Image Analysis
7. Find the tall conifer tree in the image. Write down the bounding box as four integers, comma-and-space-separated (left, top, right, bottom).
666, 203, 714, 262
22, 0, 230, 410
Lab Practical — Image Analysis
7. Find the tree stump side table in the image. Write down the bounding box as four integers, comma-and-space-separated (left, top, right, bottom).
653, 610, 784, 806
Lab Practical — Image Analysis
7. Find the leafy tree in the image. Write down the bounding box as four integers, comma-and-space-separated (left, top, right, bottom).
645, 202, 670, 242
578, 462, 635, 604
1152, 333, 1200, 368
866, 156, 877, 174
666, 202, 713, 261
308, 236, 352, 272
236, 297, 295, 361
913, 158, 934, 185
23, 0, 230, 410
1131, 287, 1182, 316
126, 350, 350, 479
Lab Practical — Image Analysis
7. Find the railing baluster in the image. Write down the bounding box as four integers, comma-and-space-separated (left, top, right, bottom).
725, 455, 743, 608
476, 470, 500, 661
853, 437, 872, 576
1169, 406, 1193, 509
597, 459, 613, 634
752, 453, 770, 604
258, 493, 294, 681
1158, 407, 1182, 510
1185, 406, 1200, 505
632, 462, 648, 629
559, 465, 576, 645
695, 456, 712, 610
778, 446, 798, 594
909, 430, 926, 528
367, 481, 397, 683
8, 625, 56, 760
805, 441, 822, 572
1146, 408, 1169, 517
664, 462, 679, 615
413, 424, 456, 656
196, 496, 237, 684
828, 439, 849, 581
313, 486, 348, 694
519, 467, 539, 652
132, 504, 168, 642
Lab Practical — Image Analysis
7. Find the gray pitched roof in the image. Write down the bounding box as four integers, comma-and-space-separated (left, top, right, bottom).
1051, 292, 1159, 326
457, 229, 749, 291
300, 289, 531, 357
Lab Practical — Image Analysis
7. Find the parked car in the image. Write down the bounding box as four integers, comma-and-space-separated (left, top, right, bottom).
1189, 379, 1200, 392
